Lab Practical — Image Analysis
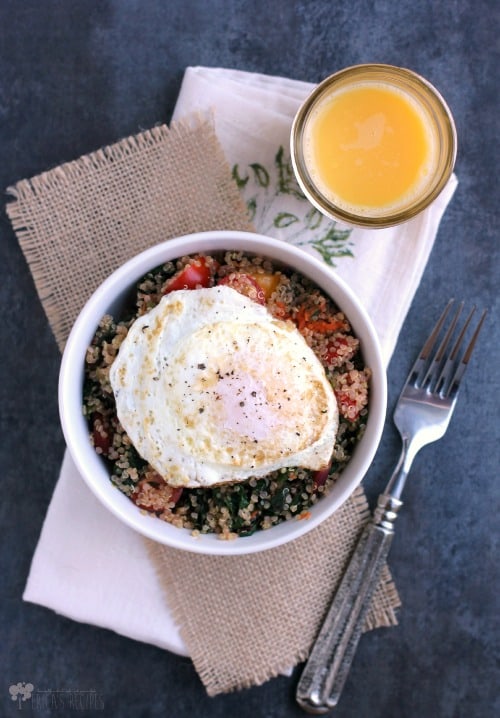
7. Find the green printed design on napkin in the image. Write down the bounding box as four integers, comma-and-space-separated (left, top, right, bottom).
233, 145, 354, 266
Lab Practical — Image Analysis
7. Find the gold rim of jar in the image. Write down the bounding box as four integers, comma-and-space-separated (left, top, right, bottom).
290, 64, 457, 229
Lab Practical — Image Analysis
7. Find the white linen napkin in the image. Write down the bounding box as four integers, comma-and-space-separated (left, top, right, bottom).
23, 66, 457, 656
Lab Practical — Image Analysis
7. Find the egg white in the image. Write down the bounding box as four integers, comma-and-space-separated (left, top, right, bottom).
109, 285, 338, 488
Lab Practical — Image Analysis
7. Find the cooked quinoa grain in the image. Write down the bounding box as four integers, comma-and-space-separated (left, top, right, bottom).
83, 251, 370, 538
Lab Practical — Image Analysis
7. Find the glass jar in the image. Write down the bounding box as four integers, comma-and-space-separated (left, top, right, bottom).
290, 64, 457, 229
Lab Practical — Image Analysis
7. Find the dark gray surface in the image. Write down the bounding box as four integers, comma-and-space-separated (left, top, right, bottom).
1, 1, 499, 717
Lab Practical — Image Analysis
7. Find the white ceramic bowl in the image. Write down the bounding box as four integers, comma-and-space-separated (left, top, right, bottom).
59, 230, 387, 555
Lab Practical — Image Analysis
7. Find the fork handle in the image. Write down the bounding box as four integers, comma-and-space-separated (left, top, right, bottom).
296, 494, 402, 714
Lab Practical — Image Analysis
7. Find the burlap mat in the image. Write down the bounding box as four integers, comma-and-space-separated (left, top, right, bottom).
6, 116, 400, 695
7, 118, 253, 351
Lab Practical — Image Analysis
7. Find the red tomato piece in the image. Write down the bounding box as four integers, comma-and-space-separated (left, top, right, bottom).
218, 272, 266, 305
333, 369, 369, 422
91, 413, 112, 455
325, 335, 349, 360
164, 256, 212, 293
334, 391, 361, 421
324, 335, 357, 366
133, 475, 183, 512
312, 464, 331, 487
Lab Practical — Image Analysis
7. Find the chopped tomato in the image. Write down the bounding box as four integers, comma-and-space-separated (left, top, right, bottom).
91, 413, 112, 455
333, 370, 369, 422
218, 272, 266, 304
312, 464, 331, 487
247, 271, 281, 299
334, 391, 361, 422
133, 474, 183, 512
163, 256, 213, 293
323, 335, 357, 366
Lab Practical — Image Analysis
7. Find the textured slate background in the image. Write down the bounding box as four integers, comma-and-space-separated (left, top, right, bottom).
1, 1, 498, 716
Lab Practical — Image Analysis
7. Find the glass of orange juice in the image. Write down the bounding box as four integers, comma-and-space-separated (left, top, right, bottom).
291, 64, 457, 228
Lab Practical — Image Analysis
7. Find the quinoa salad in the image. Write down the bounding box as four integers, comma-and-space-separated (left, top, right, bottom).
83, 251, 370, 539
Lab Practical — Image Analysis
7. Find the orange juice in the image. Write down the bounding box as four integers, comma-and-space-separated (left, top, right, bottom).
304, 83, 435, 214
291, 65, 457, 228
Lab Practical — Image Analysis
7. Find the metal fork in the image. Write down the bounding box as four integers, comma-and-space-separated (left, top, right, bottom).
296, 299, 487, 714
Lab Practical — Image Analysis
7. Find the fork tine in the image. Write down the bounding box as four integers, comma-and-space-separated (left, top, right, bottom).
409, 300, 487, 394
409, 299, 454, 386
435, 305, 475, 393
444, 307, 487, 396
421, 300, 464, 388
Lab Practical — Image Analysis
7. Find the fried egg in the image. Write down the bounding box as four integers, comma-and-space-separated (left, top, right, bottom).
109, 286, 338, 488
